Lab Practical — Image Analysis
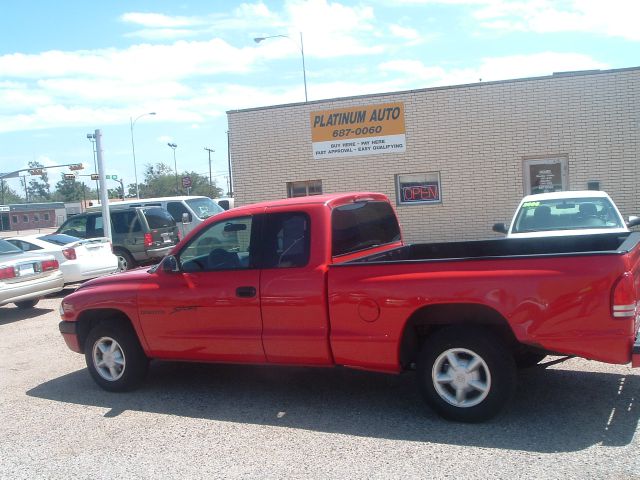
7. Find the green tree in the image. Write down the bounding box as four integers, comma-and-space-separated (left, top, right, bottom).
52, 173, 86, 202
0, 180, 24, 204
26, 161, 51, 202
138, 162, 222, 198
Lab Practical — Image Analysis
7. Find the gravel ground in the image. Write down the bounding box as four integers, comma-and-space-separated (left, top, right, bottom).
1, 290, 639, 479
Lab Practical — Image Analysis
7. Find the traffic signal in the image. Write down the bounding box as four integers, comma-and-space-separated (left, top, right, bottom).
63, 174, 76, 180
90, 174, 99, 180
69, 164, 84, 171
29, 168, 44, 175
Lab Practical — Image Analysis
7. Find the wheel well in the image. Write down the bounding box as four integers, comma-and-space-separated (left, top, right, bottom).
75, 309, 134, 354
398, 303, 518, 369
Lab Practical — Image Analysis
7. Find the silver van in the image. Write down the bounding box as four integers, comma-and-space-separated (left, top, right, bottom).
88, 196, 224, 237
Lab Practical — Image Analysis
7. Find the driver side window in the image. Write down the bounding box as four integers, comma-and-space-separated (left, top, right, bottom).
179, 216, 253, 272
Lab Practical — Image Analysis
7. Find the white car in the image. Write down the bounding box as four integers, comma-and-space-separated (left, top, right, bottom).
0, 238, 64, 309
7, 233, 119, 284
493, 190, 640, 238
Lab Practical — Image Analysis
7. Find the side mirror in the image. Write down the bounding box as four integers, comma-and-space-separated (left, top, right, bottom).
182, 212, 192, 224
492, 222, 508, 234
627, 216, 640, 228
161, 255, 179, 273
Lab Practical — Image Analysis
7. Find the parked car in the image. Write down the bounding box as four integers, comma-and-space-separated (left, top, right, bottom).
87, 196, 224, 237
493, 190, 640, 238
59, 192, 640, 422
6, 233, 118, 284
56, 206, 179, 271
0, 238, 64, 309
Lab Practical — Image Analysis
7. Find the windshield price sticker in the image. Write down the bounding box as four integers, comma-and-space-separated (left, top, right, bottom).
522, 202, 541, 208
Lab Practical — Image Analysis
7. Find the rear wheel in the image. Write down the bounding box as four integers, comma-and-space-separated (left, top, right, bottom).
416, 326, 516, 422
14, 299, 39, 309
84, 321, 148, 391
114, 249, 135, 272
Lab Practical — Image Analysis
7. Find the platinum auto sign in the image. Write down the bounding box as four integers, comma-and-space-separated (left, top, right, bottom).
310, 102, 406, 159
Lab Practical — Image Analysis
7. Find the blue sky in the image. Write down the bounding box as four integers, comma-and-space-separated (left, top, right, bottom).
1, 0, 638, 198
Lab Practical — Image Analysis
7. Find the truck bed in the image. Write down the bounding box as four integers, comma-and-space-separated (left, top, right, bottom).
348, 232, 639, 264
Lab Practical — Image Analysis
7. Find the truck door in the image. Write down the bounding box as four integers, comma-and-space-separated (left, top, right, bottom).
259, 210, 333, 365
137, 214, 265, 362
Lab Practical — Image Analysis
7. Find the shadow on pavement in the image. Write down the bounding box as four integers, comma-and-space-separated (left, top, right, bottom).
0, 305, 54, 325
27, 360, 638, 452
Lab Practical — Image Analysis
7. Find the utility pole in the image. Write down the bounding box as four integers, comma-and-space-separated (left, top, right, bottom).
204, 147, 215, 197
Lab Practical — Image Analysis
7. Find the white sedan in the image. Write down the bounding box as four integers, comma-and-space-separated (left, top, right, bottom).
0, 238, 64, 309
7, 233, 119, 284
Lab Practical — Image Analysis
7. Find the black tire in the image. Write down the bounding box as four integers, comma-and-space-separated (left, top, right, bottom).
114, 249, 135, 272
416, 326, 517, 423
84, 320, 148, 392
514, 351, 547, 369
14, 299, 39, 309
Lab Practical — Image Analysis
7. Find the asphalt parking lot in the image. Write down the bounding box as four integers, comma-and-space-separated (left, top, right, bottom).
1, 290, 639, 479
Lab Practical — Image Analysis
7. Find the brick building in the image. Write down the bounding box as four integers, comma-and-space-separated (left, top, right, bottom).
227, 67, 640, 243
0, 203, 65, 231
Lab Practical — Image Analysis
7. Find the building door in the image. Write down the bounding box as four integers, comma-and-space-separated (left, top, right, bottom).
0, 213, 9, 231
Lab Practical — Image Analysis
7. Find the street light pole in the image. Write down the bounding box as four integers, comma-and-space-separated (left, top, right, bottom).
167, 143, 178, 194
204, 147, 215, 197
130, 112, 156, 199
86, 133, 99, 198
254, 32, 308, 102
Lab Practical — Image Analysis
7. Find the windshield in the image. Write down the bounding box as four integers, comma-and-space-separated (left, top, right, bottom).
0, 238, 23, 254
186, 197, 224, 219
512, 197, 625, 233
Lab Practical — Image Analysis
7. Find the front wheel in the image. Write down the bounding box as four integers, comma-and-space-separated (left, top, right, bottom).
416, 327, 516, 422
84, 321, 148, 392
14, 299, 39, 309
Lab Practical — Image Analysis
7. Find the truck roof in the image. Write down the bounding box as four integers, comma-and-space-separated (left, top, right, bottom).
230, 192, 390, 213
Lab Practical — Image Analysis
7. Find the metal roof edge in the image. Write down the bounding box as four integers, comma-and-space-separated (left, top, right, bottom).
226, 65, 640, 115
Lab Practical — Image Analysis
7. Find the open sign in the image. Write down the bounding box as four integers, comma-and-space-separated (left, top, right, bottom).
396, 173, 442, 205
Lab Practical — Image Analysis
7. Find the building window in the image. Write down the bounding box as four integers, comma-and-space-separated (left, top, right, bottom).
22, 215, 29, 223
12, 215, 18, 223
44, 213, 50, 221
523, 157, 568, 195
395, 172, 442, 205
287, 180, 323, 198
34, 214, 40, 222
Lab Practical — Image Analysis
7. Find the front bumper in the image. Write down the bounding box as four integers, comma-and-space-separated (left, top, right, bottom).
633, 329, 640, 368
59, 321, 82, 353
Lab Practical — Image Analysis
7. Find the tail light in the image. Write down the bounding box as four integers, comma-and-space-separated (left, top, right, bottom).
0, 266, 16, 280
144, 233, 153, 247
62, 247, 77, 260
611, 272, 637, 318
41, 259, 59, 272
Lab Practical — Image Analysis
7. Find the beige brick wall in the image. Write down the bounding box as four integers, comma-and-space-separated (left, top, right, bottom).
228, 68, 640, 243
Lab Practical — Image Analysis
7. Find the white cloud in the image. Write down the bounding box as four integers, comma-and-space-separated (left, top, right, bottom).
389, 24, 431, 46
121, 12, 203, 28
392, 0, 640, 41
380, 52, 609, 88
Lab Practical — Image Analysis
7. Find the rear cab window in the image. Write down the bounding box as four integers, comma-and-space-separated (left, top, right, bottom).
142, 207, 176, 229
331, 201, 401, 256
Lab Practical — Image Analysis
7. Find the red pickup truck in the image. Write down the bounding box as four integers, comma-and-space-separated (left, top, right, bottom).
59, 192, 640, 422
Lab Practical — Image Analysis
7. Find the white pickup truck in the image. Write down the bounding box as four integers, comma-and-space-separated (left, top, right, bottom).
493, 190, 640, 238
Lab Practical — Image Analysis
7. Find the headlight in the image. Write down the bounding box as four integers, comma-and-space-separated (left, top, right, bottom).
59, 301, 74, 318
